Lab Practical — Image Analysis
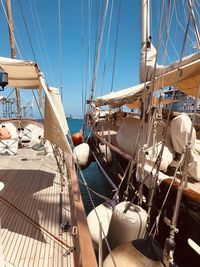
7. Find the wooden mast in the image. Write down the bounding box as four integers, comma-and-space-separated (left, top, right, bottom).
6, 0, 21, 114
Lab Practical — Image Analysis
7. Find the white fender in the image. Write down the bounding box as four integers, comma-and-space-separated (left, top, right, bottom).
103, 242, 163, 267
106, 202, 147, 251
87, 203, 112, 250
99, 143, 112, 163
73, 142, 91, 169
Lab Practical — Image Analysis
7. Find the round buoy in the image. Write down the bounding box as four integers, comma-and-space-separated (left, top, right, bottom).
87, 203, 113, 250
72, 132, 83, 146
103, 242, 163, 267
73, 142, 91, 169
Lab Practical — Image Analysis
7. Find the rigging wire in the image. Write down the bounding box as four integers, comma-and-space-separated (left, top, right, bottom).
82, 0, 92, 118
163, 0, 175, 67
18, 0, 45, 118
0, 0, 22, 59
29, 0, 47, 72
32, 0, 53, 83
58, 0, 63, 100
17, 0, 37, 61
81, 0, 92, 116
89, 0, 109, 101
80, 0, 85, 116
101, 0, 114, 96
93, 0, 102, 74
30, 0, 53, 84
188, 0, 200, 49
110, 0, 122, 92
174, 1, 194, 44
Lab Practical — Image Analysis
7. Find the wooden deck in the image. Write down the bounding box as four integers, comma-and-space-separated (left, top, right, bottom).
0, 144, 75, 267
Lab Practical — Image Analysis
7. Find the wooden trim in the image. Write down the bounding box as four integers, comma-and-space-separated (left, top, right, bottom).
163, 178, 200, 204
67, 154, 98, 267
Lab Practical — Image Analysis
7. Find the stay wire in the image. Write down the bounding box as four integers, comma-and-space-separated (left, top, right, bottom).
0, 0, 22, 58
33, 0, 53, 83
110, 0, 122, 92
29, 0, 46, 71
17, 0, 37, 62
101, 0, 114, 96
58, 0, 63, 100
89, 0, 109, 101
80, 0, 85, 116
83, 0, 92, 119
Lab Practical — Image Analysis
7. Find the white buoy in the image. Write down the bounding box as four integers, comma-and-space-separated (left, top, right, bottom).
99, 143, 112, 164
103, 242, 163, 267
106, 202, 147, 251
73, 142, 91, 169
87, 203, 113, 250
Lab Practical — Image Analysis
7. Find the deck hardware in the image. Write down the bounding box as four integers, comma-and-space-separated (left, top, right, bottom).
71, 225, 78, 236
63, 247, 74, 256
0, 70, 8, 91
60, 221, 70, 232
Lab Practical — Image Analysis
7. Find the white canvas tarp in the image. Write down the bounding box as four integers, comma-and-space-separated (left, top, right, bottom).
94, 52, 200, 108
0, 57, 41, 89
94, 83, 145, 108
48, 87, 69, 135
42, 82, 71, 153
153, 52, 200, 97
0, 56, 71, 153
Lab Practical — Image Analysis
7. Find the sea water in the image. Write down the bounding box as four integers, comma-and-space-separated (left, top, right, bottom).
67, 118, 113, 214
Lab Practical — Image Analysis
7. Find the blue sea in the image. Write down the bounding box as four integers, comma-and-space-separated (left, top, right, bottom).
67, 118, 113, 214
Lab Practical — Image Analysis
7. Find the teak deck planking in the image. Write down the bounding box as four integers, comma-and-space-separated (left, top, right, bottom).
0, 144, 75, 267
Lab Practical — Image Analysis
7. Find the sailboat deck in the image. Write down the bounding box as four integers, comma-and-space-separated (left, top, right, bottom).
0, 145, 75, 267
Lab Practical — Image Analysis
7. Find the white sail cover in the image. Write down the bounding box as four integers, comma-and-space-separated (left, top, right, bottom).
140, 44, 157, 83
94, 51, 200, 108
94, 83, 145, 108
0, 56, 41, 89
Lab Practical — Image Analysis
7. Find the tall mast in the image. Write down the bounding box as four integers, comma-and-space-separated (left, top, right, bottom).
140, 0, 152, 84
141, 0, 150, 47
6, 0, 21, 115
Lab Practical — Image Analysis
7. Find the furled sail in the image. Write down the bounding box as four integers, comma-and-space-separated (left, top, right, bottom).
140, 42, 200, 98
93, 51, 200, 108
94, 83, 145, 108
153, 52, 200, 97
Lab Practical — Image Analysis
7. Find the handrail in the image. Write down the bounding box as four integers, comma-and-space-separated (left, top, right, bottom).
94, 131, 133, 161
67, 153, 98, 267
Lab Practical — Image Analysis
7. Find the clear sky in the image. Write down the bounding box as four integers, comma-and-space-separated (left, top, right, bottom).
0, 0, 198, 118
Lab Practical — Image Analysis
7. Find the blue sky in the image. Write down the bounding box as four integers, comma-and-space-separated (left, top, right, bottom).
0, 0, 198, 118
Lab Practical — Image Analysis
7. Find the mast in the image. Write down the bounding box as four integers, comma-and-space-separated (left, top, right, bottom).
6, 0, 21, 115
141, 0, 150, 48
